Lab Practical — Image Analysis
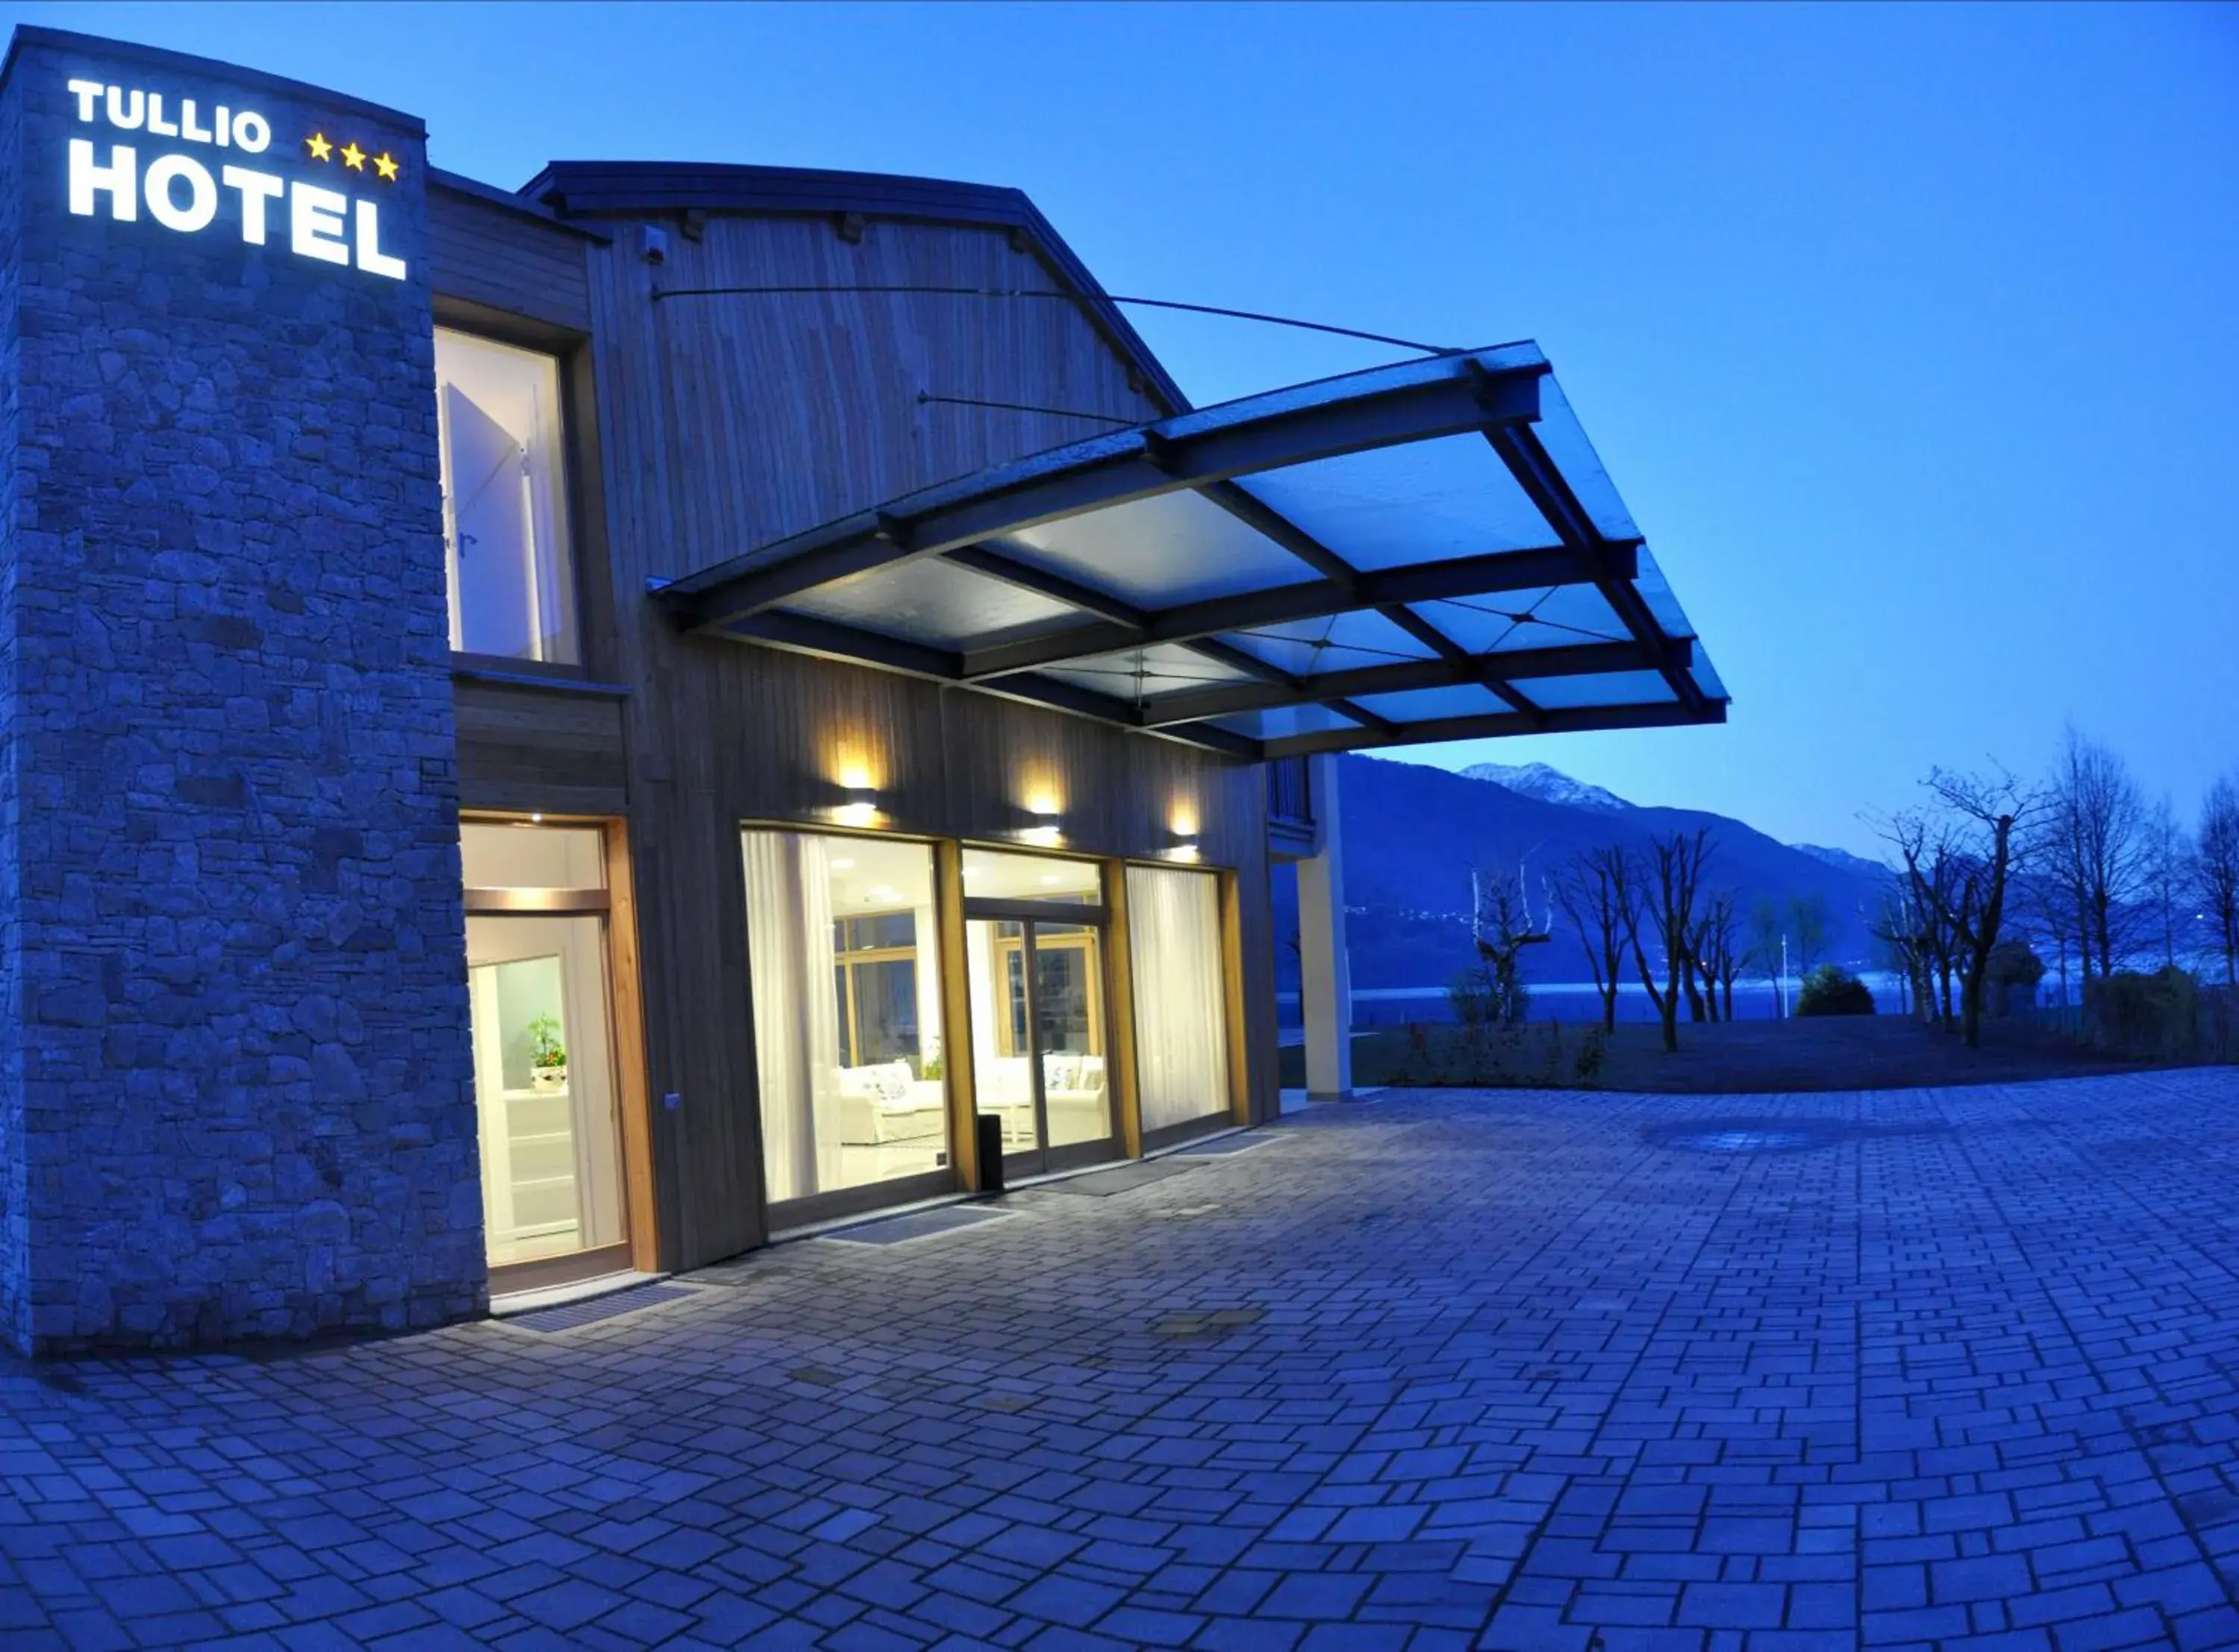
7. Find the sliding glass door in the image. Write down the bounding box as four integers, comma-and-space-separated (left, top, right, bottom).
962, 849, 1117, 1177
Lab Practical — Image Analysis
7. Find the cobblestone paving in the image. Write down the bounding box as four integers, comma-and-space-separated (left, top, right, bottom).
7, 1070, 2239, 1651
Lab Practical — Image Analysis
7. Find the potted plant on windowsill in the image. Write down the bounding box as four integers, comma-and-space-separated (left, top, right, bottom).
527, 1013, 568, 1092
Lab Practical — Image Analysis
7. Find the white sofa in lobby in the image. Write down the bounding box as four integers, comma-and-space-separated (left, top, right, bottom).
836, 1061, 946, 1145
975, 1054, 1109, 1147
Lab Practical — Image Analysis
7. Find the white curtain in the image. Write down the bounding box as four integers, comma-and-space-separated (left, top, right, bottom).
1126, 866, 1230, 1132
743, 831, 841, 1202
913, 898, 943, 1072
967, 920, 1002, 1078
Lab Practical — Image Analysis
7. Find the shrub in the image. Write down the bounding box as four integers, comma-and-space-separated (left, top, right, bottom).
2085, 966, 2201, 1061
2202, 985, 2238, 1063
1796, 964, 1876, 1016
1446, 969, 1496, 1030
1985, 942, 2046, 1016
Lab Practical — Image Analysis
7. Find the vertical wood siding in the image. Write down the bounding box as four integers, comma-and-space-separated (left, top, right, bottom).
460, 204, 1275, 1270
428, 184, 593, 333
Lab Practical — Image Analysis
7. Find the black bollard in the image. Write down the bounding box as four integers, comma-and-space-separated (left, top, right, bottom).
976, 1114, 1005, 1197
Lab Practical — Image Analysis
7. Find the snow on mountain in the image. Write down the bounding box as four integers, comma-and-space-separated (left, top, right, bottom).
1791, 842, 1889, 881
1459, 760, 1633, 813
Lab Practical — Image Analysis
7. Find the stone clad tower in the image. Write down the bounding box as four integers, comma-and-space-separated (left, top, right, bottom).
0, 28, 483, 1351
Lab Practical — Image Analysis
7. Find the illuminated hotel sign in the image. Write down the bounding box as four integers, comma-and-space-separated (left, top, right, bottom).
64, 78, 407, 281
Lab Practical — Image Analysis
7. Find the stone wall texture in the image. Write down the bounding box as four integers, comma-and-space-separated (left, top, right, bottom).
0, 34, 484, 1352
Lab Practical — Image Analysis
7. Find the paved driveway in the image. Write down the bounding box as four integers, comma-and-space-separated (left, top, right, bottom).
5, 1070, 2239, 1651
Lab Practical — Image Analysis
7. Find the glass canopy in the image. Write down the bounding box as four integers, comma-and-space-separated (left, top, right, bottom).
654, 342, 1727, 759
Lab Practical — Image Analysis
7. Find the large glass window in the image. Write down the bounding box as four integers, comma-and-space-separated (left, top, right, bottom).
961, 848, 1102, 904
743, 832, 949, 1205
463, 823, 628, 1277
1126, 865, 1231, 1134
435, 328, 578, 664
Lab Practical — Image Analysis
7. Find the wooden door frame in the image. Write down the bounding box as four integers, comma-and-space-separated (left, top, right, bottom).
461, 810, 661, 1292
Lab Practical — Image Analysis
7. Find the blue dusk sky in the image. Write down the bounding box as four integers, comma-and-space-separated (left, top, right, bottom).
8, 1, 2235, 854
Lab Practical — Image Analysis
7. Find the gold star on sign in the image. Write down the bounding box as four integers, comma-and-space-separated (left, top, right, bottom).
372, 151, 399, 183
340, 141, 366, 171
305, 131, 333, 161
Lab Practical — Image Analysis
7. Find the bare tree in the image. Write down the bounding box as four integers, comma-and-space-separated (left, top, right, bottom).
1868, 885, 1925, 1019
1621, 828, 1714, 1054
2045, 725, 2147, 981
2197, 774, 2239, 986
1746, 898, 1784, 1017
1787, 893, 1831, 975
1468, 854, 1551, 1029
2139, 797, 2190, 969
1928, 766, 2040, 1048
2009, 864, 2076, 1013
1879, 811, 1967, 1028
1555, 846, 1633, 1033
1696, 892, 1745, 1021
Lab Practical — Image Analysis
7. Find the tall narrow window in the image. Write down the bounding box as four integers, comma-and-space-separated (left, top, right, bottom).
434, 328, 578, 663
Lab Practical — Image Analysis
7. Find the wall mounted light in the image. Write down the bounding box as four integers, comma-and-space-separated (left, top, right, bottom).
1019, 795, 1064, 849
829, 752, 884, 828
1167, 801, 1200, 860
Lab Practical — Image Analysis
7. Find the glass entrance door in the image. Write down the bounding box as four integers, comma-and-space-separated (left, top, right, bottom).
1028, 923, 1108, 1155
460, 821, 634, 1292
466, 913, 625, 1273
961, 851, 1117, 1177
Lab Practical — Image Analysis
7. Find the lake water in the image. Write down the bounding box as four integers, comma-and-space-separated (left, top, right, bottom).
1278, 973, 1914, 1028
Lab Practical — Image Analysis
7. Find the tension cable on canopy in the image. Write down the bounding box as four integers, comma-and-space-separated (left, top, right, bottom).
650, 283, 1462, 356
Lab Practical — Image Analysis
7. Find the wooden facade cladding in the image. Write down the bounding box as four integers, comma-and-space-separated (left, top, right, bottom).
452, 678, 628, 817
428, 171, 1279, 1274
628, 216, 1168, 579
427, 174, 596, 333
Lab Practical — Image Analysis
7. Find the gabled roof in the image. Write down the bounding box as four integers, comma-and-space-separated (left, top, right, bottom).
652, 343, 1729, 762
519, 160, 1189, 415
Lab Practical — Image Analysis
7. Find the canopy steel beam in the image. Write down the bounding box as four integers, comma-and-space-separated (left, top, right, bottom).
940, 543, 1149, 629
1479, 410, 1705, 716
960, 540, 1630, 681
1373, 601, 1541, 719
711, 610, 1262, 757
943, 560, 1310, 701
1264, 698, 1725, 759
1135, 637, 1685, 728
661, 350, 1547, 631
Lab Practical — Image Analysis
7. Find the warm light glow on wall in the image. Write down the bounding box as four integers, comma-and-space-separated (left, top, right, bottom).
827, 740, 886, 829
832, 756, 880, 793
1013, 769, 1066, 848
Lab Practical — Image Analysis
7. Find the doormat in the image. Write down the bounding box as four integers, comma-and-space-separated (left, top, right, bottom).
822, 1205, 1011, 1245
508, 1283, 698, 1333
1172, 1134, 1275, 1157
1046, 1160, 1201, 1196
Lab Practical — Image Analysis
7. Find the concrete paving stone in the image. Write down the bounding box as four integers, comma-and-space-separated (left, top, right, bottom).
6, 1075, 2239, 1647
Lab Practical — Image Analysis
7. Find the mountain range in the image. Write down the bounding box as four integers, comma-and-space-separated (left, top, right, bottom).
1272, 755, 1893, 995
